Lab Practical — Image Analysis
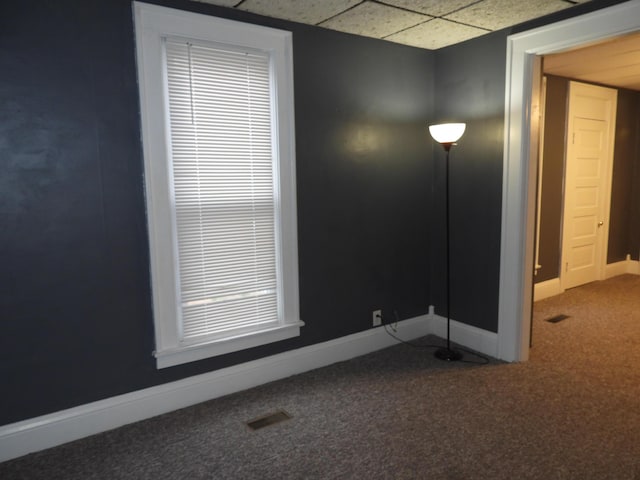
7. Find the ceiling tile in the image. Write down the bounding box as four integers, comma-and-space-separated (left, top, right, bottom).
193, 0, 239, 7
383, 0, 479, 17
446, 0, 570, 31
191, 0, 598, 50
386, 18, 487, 49
237, 0, 361, 25
320, 1, 430, 39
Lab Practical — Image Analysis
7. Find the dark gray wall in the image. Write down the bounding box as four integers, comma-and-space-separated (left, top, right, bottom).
535, 78, 640, 283
429, 0, 631, 325
432, 31, 508, 333
537, 75, 568, 282
1, 0, 630, 428
610, 89, 640, 263
631, 97, 640, 257
0, 0, 435, 426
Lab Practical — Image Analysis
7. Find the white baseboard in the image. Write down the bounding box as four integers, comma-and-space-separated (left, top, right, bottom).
427, 306, 499, 358
605, 260, 628, 278
533, 277, 562, 301
0, 315, 430, 463
0, 310, 500, 463
605, 257, 640, 278
534, 261, 639, 301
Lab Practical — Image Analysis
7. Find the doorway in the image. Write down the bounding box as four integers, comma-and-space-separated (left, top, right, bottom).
536, 81, 618, 293
498, 0, 640, 363
562, 82, 617, 289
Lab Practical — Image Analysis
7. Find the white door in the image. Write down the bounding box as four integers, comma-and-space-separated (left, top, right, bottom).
561, 81, 617, 290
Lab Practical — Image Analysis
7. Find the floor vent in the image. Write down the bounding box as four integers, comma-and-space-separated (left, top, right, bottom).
546, 314, 570, 323
246, 410, 291, 431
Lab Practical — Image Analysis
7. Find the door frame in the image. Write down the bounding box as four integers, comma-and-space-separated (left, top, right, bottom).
498, 0, 640, 362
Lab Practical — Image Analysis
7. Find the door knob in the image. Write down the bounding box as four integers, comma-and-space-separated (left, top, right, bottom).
598, 221, 604, 227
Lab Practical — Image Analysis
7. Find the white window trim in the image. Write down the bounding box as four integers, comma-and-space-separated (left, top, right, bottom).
133, 2, 302, 369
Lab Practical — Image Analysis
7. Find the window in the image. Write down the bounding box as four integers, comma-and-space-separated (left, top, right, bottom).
134, 2, 302, 368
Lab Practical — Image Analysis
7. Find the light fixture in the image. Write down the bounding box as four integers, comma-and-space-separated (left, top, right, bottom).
428, 123, 466, 150
429, 122, 466, 361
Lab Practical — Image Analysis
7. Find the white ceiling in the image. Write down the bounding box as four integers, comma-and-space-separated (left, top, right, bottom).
195, 0, 593, 50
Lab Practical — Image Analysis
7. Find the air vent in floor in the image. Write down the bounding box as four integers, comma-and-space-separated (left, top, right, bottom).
246, 410, 291, 431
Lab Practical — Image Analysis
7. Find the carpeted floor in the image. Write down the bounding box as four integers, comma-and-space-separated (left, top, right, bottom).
1, 274, 639, 479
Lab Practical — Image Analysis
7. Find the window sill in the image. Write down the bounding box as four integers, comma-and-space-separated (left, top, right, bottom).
154, 321, 304, 369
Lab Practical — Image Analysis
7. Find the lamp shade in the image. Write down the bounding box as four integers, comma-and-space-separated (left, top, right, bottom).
429, 123, 466, 144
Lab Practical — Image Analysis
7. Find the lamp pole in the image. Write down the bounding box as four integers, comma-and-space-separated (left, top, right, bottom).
434, 143, 462, 361
428, 123, 466, 362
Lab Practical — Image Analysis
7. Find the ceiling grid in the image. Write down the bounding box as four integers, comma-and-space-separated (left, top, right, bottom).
196, 0, 592, 49
192, 0, 640, 91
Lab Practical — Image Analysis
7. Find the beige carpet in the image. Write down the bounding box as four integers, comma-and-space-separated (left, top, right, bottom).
1, 274, 639, 479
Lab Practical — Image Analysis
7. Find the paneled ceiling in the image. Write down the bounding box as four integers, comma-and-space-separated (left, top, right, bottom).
544, 32, 640, 91
195, 0, 593, 50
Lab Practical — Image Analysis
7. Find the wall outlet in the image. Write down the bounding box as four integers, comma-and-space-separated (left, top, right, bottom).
372, 309, 382, 327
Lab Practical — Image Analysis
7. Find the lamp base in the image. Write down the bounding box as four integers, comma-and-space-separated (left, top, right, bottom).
434, 347, 463, 362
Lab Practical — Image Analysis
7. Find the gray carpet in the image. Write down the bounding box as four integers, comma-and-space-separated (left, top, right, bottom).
2, 274, 640, 479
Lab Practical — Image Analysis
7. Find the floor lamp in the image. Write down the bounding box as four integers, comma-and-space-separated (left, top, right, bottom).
429, 123, 466, 362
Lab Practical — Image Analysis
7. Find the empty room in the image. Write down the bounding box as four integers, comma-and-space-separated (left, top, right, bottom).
1, 0, 639, 478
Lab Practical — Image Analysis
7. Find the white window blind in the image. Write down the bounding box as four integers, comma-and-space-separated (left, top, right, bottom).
165, 39, 280, 344
134, 2, 301, 369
